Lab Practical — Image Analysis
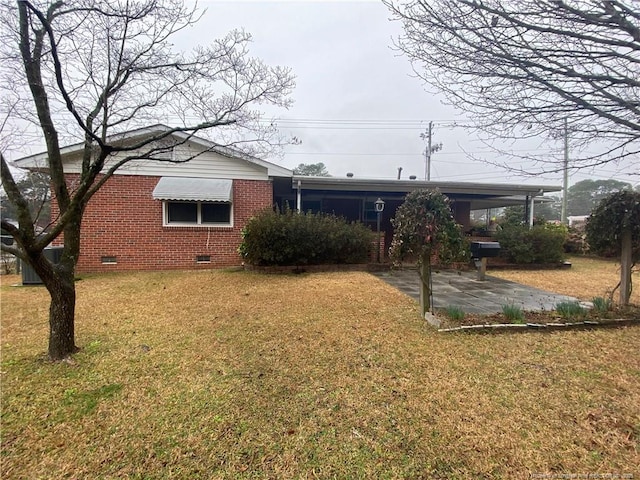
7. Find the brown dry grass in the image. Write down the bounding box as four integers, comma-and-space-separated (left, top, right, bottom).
1, 267, 639, 479
491, 255, 640, 304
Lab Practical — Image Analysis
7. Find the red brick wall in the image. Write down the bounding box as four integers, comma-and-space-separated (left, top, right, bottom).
51, 174, 272, 272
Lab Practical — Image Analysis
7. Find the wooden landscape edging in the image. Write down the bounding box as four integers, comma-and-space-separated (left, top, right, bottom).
437, 318, 639, 333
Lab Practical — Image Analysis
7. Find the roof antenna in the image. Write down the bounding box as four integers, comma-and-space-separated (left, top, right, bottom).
397, 167, 402, 180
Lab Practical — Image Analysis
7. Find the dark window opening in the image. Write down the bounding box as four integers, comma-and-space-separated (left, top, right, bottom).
167, 202, 197, 223
165, 201, 231, 225
201, 203, 231, 223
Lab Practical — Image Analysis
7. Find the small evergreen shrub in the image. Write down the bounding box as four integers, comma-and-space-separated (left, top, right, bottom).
239, 208, 373, 266
495, 224, 566, 264
502, 303, 524, 323
591, 296, 612, 314
556, 301, 586, 320
444, 305, 465, 321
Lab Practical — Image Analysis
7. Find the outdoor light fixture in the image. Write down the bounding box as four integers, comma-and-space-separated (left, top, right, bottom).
375, 198, 385, 262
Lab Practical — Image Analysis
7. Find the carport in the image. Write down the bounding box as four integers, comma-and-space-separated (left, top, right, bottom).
272, 176, 561, 259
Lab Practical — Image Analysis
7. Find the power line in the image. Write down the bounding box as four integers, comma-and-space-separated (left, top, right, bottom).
284, 148, 558, 157
275, 125, 438, 130
266, 117, 473, 125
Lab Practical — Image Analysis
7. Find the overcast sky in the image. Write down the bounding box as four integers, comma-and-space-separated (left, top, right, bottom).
6, 0, 636, 189
178, 0, 637, 189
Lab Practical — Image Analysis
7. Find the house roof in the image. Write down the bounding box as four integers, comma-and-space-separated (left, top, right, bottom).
291, 175, 562, 210
13, 124, 292, 178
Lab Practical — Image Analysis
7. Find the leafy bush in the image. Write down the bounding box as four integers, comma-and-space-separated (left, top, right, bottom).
390, 189, 467, 266
495, 224, 566, 264
586, 190, 640, 305
555, 301, 586, 320
586, 190, 640, 261
239, 208, 373, 266
502, 303, 524, 323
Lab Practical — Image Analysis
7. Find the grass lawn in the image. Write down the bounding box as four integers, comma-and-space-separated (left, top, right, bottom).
491, 255, 640, 305
1, 262, 639, 478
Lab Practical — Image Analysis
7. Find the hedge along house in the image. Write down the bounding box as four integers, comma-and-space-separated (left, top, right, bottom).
14, 124, 560, 272
14, 125, 292, 273
272, 175, 561, 259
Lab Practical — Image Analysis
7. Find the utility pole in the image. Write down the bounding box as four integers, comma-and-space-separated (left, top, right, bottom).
421, 121, 441, 181
426, 121, 432, 181
561, 117, 569, 224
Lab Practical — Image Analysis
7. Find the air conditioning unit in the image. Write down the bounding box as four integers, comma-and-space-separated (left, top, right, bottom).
21, 246, 64, 285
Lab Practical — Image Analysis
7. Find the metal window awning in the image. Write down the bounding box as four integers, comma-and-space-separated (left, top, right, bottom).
152, 177, 232, 202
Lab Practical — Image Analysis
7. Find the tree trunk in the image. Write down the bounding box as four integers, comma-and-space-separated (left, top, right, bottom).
29, 234, 81, 361
46, 267, 78, 360
419, 254, 432, 318
620, 229, 632, 306
27, 249, 80, 361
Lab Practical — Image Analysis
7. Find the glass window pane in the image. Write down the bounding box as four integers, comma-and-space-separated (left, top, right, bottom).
201, 203, 231, 223
167, 202, 197, 223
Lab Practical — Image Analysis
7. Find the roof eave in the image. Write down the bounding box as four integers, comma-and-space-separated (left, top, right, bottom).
291, 176, 561, 196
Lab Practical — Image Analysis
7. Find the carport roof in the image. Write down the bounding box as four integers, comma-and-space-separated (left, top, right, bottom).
292, 176, 561, 210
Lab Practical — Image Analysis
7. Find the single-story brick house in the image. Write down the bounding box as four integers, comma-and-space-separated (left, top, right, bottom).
14, 125, 560, 273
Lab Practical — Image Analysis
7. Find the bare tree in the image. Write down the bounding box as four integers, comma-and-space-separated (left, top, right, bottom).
0, 0, 294, 360
385, 0, 640, 173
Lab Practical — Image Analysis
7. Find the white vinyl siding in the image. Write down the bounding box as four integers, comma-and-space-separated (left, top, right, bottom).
59, 143, 270, 180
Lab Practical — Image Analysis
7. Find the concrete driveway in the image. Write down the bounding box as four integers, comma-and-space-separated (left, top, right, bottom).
372, 268, 581, 314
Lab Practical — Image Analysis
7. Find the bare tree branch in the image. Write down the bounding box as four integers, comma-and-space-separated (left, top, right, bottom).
385, 0, 640, 173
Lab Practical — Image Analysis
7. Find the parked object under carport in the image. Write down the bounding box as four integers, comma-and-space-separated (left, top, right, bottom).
470, 241, 501, 281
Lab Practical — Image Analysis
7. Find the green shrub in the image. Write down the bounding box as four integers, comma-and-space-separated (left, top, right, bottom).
586, 190, 640, 262
591, 296, 612, 314
502, 303, 524, 323
239, 207, 374, 266
495, 224, 566, 264
444, 305, 465, 321
556, 301, 586, 320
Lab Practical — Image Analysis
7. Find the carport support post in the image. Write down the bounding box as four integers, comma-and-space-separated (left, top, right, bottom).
477, 257, 487, 281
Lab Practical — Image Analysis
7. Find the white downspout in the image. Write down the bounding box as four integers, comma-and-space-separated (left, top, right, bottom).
296, 180, 302, 213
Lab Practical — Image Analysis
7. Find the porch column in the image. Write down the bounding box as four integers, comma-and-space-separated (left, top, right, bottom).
529, 195, 535, 227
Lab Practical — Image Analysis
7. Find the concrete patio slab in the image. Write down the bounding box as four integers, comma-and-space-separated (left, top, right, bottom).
373, 268, 580, 314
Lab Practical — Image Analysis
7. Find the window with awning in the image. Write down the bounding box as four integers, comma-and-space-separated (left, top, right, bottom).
152, 177, 232, 202
153, 177, 233, 226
